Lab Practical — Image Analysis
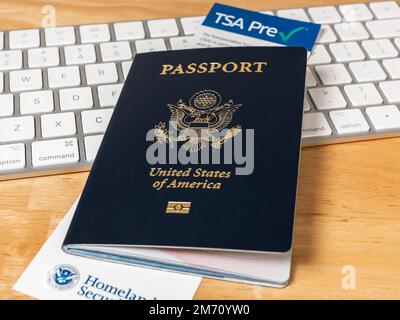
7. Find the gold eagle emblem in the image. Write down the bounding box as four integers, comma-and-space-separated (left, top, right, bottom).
154, 90, 242, 151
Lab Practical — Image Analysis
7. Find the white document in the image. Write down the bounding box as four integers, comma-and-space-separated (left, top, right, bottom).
13, 200, 202, 300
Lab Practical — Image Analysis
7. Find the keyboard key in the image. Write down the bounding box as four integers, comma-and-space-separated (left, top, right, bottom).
135, 39, 167, 53
339, 3, 373, 21
329, 42, 365, 62
84, 134, 103, 161
114, 21, 145, 40
366, 105, 400, 130
316, 25, 337, 43
306, 67, 317, 87
59, 87, 93, 111
370, 1, 400, 19
81, 108, 113, 134
9, 29, 40, 49
382, 58, 400, 79
100, 41, 132, 62
0, 94, 14, 116
309, 86, 347, 110
361, 39, 398, 59
395, 38, 400, 50
315, 64, 352, 85
329, 109, 370, 134
344, 83, 383, 107
302, 112, 332, 137
48, 66, 81, 88
121, 60, 132, 79
366, 19, 400, 38
79, 24, 110, 43
0, 115, 35, 142
20, 90, 54, 114
10, 69, 42, 92
147, 18, 179, 37
169, 36, 197, 50
349, 61, 387, 82
308, 45, 332, 65
0, 73, 3, 94
0, 143, 25, 171
31, 137, 79, 167
97, 83, 123, 107
334, 22, 369, 41
28, 47, 60, 68
85, 63, 118, 85
0, 32, 5, 50
180, 16, 205, 35
379, 80, 400, 102
64, 44, 96, 65
304, 95, 312, 111
277, 8, 310, 22
0, 50, 23, 71
44, 27, 76, 46
308, 6, 342, 24
41, 112, 76, 138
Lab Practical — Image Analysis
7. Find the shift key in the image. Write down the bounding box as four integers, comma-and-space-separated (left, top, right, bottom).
32, 138, 79, 167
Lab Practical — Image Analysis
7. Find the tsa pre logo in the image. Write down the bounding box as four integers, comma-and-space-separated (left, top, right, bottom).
47, 264, 80, 290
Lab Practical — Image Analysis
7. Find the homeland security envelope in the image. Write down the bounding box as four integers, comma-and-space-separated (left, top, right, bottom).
13, 200, 201, 300
196, 3, 321, 53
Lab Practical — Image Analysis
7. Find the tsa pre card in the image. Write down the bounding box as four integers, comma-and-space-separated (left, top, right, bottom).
196, 3, 321, 52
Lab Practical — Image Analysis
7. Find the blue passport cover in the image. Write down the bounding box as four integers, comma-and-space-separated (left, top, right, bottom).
63, 47, 307, 254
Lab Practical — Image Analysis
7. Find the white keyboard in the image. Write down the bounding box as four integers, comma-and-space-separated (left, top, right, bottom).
1, 1, 400, 180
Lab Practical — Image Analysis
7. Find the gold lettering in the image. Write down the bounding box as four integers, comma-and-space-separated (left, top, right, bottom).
253, 61, 268, 73
149, 167, 162, 176
197, 62, 209, 74
192, 168, 232, 178
222, 62, 238, 73
165, 178, 222, 190
193, 168, 202, 177
160, 61, 268, 75
149, 167, 192, 177
171, 64, 184, 74
182, 168, 192, 177
209, 62, 222, 73
160, 64, 174, 75
239, 62, 253, 73
186, 63, 197, 74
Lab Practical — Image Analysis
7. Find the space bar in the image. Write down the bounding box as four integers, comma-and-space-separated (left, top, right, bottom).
32, 138, 80, 167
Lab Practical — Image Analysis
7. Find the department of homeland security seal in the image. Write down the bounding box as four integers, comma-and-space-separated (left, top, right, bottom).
47, 264, 80, 290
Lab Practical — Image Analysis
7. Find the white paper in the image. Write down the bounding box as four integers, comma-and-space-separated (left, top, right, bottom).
13, 200, 202, 300
195, 24, 276, 48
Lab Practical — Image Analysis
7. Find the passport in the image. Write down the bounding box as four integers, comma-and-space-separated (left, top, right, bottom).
63, 47, 307, 287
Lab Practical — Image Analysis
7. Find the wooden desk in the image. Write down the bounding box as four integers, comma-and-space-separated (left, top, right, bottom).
0, 0, 399, 300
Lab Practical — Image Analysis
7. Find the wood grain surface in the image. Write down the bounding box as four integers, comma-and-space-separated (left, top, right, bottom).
0, 0, 399, 300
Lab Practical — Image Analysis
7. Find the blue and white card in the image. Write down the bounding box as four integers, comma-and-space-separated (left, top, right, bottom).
195, 3, 321, 53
